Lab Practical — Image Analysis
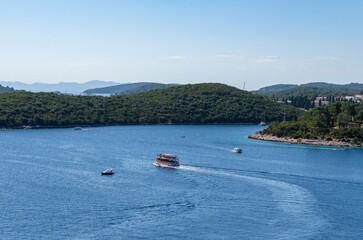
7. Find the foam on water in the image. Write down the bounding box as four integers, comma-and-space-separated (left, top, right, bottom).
179, 165, 327, 239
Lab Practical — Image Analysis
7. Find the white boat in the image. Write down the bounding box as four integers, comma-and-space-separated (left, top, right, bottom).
233, 147, 242, 153
101, 169, 114, 175
259, 121, 266, 126
153, 153, 180, 167
259, 111, 266, 126
73, 127, 82, 130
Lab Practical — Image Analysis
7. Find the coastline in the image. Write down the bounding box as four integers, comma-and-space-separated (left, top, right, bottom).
0, 122, 257, 130
248, 133, 363, 148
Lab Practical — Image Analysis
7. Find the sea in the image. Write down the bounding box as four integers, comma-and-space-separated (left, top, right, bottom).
0, 125, 362, 239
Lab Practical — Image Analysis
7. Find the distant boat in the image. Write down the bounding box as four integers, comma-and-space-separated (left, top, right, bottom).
259, 110, 266, 126
180, 136, 186, 138
258, 121, 266, 126
73, 127, 82, 130
233, 147, 242, 153
101, 169, 114, 175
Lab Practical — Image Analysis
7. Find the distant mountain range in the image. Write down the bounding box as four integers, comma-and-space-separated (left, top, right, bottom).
83, 82, 180, 95
0, 80, 119, 94
3, 80, 361, 97
253, 82, 363, 98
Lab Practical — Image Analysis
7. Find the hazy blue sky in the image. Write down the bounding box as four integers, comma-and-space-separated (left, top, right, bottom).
1, 0, 362, 90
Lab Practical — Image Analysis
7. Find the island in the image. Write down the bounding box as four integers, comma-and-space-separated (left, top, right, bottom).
0, 83, 301, 129
249, 101, 363, 147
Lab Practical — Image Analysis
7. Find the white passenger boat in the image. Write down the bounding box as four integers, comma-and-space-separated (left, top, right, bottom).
153, 153, 180, 168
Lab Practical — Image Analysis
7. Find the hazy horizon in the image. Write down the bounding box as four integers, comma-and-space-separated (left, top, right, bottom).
1, 79, 362, 92
1, 0, 362, 90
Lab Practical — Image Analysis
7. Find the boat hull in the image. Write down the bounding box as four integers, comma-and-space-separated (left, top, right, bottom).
153, 162, 180, 168
101, 172, 114, 175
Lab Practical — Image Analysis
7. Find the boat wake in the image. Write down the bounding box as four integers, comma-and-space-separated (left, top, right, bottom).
178, 165, 327, 239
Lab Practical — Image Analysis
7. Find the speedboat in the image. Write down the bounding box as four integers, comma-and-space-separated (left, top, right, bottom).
233, 147, 242, 153
73, 127, 82, 130
153, 153, 180, 168
101, 169, 114, 175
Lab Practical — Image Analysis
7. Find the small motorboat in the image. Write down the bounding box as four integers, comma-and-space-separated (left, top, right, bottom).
101, 169, 114, 175
233, 147, 242, 153
73, 127, 82, 130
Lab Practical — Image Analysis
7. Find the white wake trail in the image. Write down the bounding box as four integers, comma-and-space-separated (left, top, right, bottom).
178, 165, 326, 239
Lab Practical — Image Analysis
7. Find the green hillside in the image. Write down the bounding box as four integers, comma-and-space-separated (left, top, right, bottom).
119, 83, 179, 95
254, 82, 363, 98
253, 82, 363, 110
262, 102, 363, 142
83, 82, 179, 95
256, 86, 359, 99
303, 82, 363, 90
0, 83, 301, 128
254, 84, 298, 92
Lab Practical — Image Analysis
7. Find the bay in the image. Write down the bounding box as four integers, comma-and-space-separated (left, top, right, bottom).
0, 125, 362, 239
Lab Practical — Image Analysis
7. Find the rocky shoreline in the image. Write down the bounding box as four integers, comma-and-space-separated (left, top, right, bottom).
248, 133, 363, 148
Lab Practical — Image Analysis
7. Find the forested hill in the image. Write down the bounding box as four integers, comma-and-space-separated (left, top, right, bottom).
0, 85, 15, 93
119, 83, 180, 95
303, 82, 363, 90
0, 83, 300, 128
254, 82, 363, 98
261, 102, 363, 142
259, 86, 357, 99
255, 84, 298, 92
83, 82, 179, 95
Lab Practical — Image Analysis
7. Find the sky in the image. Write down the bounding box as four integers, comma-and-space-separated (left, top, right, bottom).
0, 0, 363, 90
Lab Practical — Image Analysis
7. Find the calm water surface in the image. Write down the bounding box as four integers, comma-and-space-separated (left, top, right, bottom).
0, 125, 362, 239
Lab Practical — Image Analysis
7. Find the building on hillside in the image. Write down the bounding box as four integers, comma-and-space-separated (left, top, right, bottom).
345, 96, 356, 101
354, 95, 362, 102
334, 96, 344, 101
312, 100, 330, 107
276, 100, 292, 104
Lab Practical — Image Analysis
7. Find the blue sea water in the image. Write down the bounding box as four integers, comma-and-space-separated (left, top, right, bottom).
0, 125, 362, 239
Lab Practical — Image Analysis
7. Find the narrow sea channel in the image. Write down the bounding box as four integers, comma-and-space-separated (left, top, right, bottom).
0, 125, 362, 239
